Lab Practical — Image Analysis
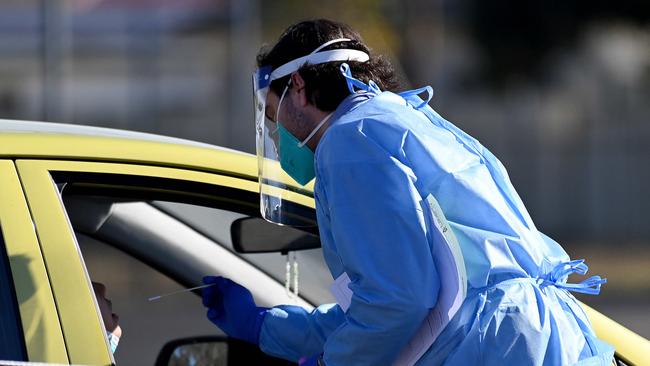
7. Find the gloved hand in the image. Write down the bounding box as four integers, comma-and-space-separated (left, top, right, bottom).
202, 276, 268, 345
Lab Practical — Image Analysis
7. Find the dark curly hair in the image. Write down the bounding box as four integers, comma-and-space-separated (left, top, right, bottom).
256, 19, 402, 112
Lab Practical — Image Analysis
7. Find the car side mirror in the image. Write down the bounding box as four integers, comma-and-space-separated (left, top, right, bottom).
231, 217, 321, 253
154, 336, 296, 366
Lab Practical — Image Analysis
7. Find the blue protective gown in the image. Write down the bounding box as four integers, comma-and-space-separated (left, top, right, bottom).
258, 90, 614, 365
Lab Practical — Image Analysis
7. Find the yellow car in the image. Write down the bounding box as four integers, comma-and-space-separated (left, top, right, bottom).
0, 120, 647, 366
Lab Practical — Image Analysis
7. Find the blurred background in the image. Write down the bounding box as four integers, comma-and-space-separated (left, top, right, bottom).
1, 0, 648, 342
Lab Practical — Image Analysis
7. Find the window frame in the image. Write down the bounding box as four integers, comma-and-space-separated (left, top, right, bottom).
0, 160, 66, 363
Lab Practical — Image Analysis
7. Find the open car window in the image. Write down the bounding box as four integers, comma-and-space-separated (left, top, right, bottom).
76, 230, 220, 365
49, 166, 325, 365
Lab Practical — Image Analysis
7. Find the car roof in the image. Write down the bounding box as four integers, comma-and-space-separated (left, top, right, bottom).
0, 119, 258, 179
0, 119, 235, 151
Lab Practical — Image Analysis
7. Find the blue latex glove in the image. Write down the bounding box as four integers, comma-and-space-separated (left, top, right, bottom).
202, 276, 268, 344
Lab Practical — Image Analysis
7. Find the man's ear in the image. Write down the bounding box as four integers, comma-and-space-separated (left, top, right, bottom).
290, 72, 309, 107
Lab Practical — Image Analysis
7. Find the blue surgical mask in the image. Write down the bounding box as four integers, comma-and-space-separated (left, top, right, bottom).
275, 82, 333, 186
107, 332, 119, 354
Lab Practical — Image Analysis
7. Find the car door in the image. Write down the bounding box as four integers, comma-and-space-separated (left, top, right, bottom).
15, 160, 115, 366
0, 160, 69, 364
15, 158, 319, 365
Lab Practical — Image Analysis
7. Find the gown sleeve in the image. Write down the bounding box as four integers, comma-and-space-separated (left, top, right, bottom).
259, 303, 346, 362
316, 122, 441, 365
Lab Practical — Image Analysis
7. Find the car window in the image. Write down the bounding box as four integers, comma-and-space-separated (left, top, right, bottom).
50, 168, 325, 364
54, 169, 332, 303
77, 232, 219, 366
64, 195, 316, 366
0, 227, 28, 361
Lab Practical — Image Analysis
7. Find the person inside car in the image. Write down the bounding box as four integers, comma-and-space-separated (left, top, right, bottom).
92, 281, 121, 354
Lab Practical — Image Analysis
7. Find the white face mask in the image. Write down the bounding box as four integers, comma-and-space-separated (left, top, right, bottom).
107, 332, 120, 354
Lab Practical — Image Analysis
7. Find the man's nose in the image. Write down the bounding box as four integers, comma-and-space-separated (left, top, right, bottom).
92, 281, 106, 297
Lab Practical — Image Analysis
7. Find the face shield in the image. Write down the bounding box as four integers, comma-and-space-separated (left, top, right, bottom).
253, 38, 369, 225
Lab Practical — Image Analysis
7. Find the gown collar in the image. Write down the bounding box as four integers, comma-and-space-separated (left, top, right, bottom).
329, 92, 374, 128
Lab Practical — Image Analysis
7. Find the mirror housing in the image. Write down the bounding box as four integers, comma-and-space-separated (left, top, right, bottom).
231, 217, 320, 253
154, 336, 296, 366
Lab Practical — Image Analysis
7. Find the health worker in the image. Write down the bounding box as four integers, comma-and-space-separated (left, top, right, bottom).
202, 19, 614, 366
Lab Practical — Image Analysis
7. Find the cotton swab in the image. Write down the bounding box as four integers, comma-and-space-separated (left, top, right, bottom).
148, 283, 215, 302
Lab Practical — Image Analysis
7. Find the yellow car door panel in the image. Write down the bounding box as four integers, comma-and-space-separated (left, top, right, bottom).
0, 160, 67, 364
16, 160, 112, 366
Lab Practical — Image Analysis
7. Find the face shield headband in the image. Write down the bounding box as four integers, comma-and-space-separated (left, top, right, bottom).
253, 38, 370, 117
253, 38, 369, 226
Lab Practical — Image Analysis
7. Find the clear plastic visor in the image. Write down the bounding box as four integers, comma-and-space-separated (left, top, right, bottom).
252, 42, 370, 226
253, 68, 315, 227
